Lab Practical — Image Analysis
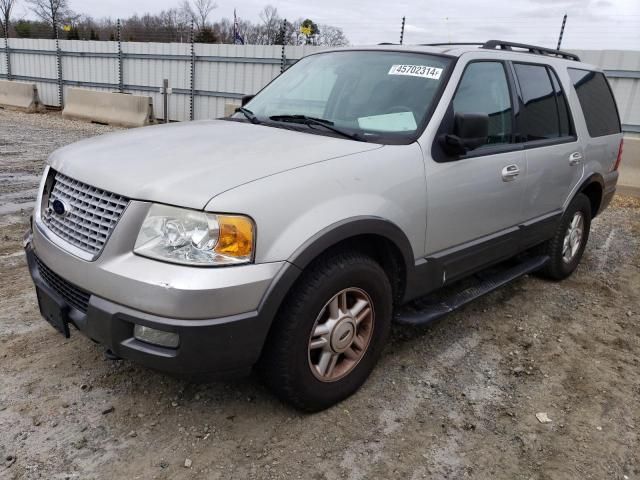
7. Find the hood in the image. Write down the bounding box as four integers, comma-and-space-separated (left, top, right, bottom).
49, 120, 381, 210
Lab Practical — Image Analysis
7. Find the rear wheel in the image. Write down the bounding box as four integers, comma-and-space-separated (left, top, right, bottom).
259, 251, 392, 412
536, 193, 592, 280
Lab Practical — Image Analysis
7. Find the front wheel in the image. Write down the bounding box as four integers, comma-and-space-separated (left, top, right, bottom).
258, 251, 392, 412
536, 193, 592, 280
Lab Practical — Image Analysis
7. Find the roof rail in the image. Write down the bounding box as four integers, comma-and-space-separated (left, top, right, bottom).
378, 42, 398, 45
481, 40, 580, 61
420, 42, 484, 46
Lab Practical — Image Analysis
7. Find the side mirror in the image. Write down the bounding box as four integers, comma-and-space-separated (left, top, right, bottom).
241, 94, 255, 107
439, 113, 489, 156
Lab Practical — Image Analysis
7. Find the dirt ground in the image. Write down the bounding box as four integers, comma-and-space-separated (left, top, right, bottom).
1, 109, 639, 480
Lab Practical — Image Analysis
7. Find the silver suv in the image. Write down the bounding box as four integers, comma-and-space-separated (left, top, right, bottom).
24, 41, 623, 411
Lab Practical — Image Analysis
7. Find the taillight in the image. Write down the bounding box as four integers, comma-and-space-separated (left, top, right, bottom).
613, 138, 624, 171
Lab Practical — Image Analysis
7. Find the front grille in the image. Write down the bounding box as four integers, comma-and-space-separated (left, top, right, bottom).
35, 256, 91, 313
42, 171, 129, 258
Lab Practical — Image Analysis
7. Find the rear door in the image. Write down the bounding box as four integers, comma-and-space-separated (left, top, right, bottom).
511, 62, 583, 241
567, 68, 622, 180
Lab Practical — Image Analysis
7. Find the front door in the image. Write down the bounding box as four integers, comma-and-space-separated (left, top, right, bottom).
423, 60, 526, 281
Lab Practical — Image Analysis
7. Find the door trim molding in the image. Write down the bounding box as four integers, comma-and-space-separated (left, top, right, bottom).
405, 210, 562, 302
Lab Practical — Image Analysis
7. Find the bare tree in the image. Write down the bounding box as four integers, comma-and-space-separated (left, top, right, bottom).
9, 5, 350, 44
316, 25, 348, 47
26, 0, 74, 37
259, 5, 280, 44
181, 0, 216, 31
0, 0, 17, 35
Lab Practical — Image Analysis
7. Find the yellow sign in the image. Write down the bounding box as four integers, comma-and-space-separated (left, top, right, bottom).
300, 25, 312, 36
62, 25, 72, 32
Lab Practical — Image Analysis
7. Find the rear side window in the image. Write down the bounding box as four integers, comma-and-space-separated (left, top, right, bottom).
568, 68, 621, 137
549, 70, 572, 137
513, 63, 573, 141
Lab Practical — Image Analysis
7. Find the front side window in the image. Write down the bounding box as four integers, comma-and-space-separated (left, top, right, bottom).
452, 61, 513, 145
568, 68, 621, 137
239, 51, 452, 144
513, 63, 575, 142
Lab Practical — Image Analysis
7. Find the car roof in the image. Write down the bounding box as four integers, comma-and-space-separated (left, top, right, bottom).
318, 42, 599, 71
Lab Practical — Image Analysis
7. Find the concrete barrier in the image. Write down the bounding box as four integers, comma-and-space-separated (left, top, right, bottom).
62, 88, 156, 127
224, 102, 241, 117
0, 80, 45, 113
619, 135, 640, 197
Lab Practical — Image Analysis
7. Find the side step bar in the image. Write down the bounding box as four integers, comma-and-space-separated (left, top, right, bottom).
395, 255, 549, 326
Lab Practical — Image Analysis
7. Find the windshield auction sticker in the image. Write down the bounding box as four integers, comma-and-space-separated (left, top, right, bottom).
388, 65, 443, 80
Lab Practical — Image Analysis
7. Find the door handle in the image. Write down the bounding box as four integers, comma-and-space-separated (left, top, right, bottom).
569, 152, 583, 166
501, 164, 521, 181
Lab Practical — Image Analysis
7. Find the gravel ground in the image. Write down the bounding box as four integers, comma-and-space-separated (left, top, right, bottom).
0, 110, 119, 216
1, 109, 639, 480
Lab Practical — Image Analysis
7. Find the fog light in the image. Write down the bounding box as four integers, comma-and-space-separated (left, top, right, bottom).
134, 325, 179, 348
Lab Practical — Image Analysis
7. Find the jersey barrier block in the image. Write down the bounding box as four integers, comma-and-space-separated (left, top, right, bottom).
62, 88, 156, 128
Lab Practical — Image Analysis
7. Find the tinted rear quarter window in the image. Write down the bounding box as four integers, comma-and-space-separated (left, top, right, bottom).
568, 69, 621, 137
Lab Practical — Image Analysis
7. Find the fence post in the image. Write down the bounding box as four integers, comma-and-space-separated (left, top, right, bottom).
117, 19, 123, 92
2, 21, 11, 80
189, 21, 195, 121
163, 78, 169, 123
280, 19, 287, 73
556, 14, 567, 50
400, 16, 406, 45
55, 28, 64, 108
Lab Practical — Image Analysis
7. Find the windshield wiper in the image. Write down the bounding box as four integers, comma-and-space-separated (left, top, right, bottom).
269, 114, 363, 141
237, 107, 261, 124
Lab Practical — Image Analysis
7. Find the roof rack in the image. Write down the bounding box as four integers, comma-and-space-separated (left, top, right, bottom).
420, 43, 484, 46
481, 40, 580, 61
375, 40, 580, 62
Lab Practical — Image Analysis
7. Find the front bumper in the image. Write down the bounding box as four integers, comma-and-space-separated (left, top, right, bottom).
24, 225, 292, 378
32, 200, 284, 319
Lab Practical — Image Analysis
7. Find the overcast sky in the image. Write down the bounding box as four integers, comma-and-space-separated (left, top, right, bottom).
20, 0, 640, 49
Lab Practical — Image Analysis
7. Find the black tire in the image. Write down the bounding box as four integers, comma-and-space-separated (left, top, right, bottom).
258, 251, 393, 412
536, 193, 592, 280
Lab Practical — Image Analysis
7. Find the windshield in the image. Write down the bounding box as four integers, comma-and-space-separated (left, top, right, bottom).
237, 50, 452, 144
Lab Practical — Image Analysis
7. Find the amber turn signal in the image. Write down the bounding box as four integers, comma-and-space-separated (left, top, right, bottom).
214, 215, 254, 260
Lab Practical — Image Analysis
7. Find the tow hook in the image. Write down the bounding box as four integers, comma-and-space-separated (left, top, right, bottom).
104, 349, 122, 361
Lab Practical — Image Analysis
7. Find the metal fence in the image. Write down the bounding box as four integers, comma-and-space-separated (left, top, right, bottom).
0, 39, 638, 132
0, 37, 322, 121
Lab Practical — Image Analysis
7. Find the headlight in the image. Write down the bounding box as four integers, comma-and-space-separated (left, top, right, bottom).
134, 204, 254, 266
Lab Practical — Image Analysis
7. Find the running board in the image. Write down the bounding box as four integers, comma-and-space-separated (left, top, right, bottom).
395, 255, 549, 326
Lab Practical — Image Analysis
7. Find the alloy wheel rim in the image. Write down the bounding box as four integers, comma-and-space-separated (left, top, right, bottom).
562, 211, 584, 264
308, 287, 374, 382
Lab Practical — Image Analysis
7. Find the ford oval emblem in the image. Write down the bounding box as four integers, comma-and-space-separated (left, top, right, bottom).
52, 199, 70, 216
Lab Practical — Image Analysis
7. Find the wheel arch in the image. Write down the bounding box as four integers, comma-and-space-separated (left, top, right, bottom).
290, 216, 412, 270
577, 173, 605, 218
255, 217, 415, 344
